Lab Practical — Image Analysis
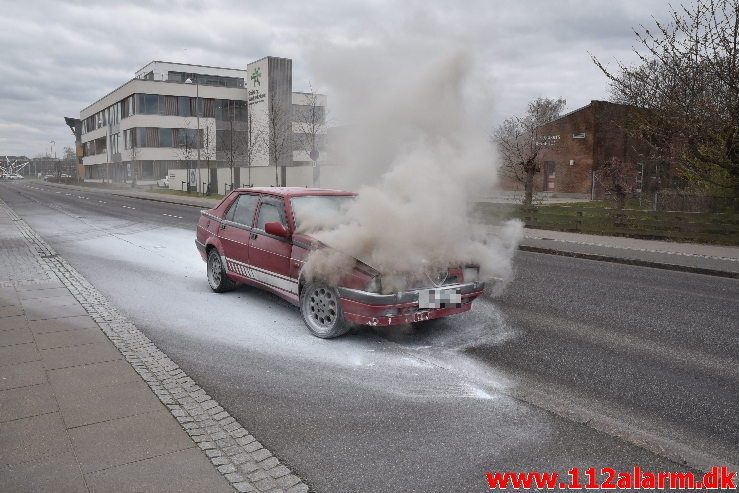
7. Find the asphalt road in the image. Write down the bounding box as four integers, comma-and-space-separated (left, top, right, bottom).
2, 180, 737, 492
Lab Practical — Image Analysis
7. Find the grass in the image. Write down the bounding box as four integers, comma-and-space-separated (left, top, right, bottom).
147, 188, 224, 201
472, 200, 739, 246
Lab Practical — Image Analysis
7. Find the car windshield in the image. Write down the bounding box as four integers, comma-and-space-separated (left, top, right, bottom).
291, 195, 355, 232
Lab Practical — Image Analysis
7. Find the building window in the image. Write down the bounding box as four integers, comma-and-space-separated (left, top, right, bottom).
178, 96, 191, 117
159, 128, 173, 148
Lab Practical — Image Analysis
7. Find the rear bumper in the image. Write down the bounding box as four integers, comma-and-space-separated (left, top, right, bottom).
337, 282, 485, 327
195, 239, 207, 261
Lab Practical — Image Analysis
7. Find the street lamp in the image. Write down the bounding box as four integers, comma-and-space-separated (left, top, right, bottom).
185, 77, 201, 194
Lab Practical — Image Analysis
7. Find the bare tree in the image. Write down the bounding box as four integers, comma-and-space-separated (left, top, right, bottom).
178, 122, 197, 191
201, 125, 215, 194
592, 0, 739, 197
266, 91, 292, 187
493, 97, 567, 205
597, 157, 640, 209
294, 85, 326, 186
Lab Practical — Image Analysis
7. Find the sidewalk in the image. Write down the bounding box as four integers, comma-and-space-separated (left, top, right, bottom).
0, 199, 308, 492
521, 228, 739, 277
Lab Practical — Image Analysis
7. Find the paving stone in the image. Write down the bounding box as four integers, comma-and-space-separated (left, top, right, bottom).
0, 342, 40, 366
259, 456, 279, 470
56, 380, 164, 428
24, 303, 88, 321
40, 341, 121, 370
16, 286, 72, 301
254, 476, 277, 491
0, 314, 27, 331
0, 412, 71, 466
0, 449, 87, 493
251, 448, 272, 462
85, 447, 233, 493
268, 465, 291, 479
34, 327, 110, 350
0, 383, 58, 422
28, 315, 98, 334
69, 409, 194, 473
244, 440, 262, 453
0, 326, 34, 347
286, 484, 309, 493
234, 481, 257, 492
14, 280, 64, 291
47, 360, 141, 393
20, 294, 80, 309
217, 463, 237, 474
0, 304, 23, 318
225, 472, 245, 483
0, 360, 46, 391
239, 461, 261, 474
275, 474, 302, 489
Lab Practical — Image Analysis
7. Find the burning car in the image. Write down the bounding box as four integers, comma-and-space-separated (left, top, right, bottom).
195, 187, 486, 338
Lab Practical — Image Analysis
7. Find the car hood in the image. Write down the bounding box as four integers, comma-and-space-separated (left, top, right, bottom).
292, 232, 381, 277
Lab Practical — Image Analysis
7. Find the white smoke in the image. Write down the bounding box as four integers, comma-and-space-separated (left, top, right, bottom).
299, 39, 522, 292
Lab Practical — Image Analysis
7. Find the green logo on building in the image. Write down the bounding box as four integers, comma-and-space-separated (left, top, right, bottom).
251, 67, 262, 87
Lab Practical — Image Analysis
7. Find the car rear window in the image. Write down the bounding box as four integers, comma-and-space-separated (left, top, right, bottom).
227, 194, 259, 226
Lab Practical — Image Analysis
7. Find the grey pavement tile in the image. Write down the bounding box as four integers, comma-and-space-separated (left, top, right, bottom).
35, 327, 110, 350
0, 361, 47, 391
58, 380, 164, 428
0, 412, 71, 466
24, 303, 88, 321
17, 286, 73, 301
0, 383, 58, 422
0, 304, 23, 319
39, 341, 122, 370
0, 289, 20, 308
0, 315, 28, 331
14, 280, 64, 291
28, 315, 99, 335
69, 409, 196, 473
1, 450, 87, 493
20, 294, 80, 310
47, 360, 142, 394
0, 326, 34, 347
0, 342, 40, 367
85, 447, 234, 493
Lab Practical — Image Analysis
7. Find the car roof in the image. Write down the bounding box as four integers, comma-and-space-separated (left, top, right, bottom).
233, 187, 356, 198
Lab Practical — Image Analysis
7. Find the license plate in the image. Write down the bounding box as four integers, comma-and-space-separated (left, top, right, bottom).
418, 288, 462, 309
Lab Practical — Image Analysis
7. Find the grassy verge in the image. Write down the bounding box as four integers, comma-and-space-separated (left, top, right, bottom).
473, 200, 739, 246
147, 188, 224, 201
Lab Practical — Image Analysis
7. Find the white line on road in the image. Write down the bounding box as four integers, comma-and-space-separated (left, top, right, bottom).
121, 205, 136, 210
162, 213, 183, 219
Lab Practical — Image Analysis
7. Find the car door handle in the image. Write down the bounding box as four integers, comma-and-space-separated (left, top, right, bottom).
250, 232, 258, 240
220, 223, 227, 230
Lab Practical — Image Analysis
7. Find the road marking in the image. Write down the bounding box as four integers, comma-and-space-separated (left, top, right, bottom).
121, 205, 136, 210
98, 200, 106, 203
162, 213, 183, 219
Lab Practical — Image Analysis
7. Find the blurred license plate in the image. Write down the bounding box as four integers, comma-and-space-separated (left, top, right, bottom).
418, 288, 462, 309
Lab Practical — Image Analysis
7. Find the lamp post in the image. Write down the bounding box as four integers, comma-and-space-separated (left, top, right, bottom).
185, 77, 201, 193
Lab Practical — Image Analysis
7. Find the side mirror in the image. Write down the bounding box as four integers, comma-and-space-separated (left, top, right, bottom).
265, 221, 291, 238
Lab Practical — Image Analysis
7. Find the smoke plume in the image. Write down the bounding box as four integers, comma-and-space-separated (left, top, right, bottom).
300, 36, 522, 292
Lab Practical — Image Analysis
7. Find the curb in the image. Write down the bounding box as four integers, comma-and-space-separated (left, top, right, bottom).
519, 245, 739, 279
0, 197, 311, 493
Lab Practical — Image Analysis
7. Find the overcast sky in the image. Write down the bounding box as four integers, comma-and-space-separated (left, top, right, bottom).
0, 0, 691, 158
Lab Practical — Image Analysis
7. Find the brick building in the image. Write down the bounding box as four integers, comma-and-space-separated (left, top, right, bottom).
502, 100, 650, 197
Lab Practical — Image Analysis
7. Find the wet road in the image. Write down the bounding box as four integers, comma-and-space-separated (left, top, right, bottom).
2, 181, 736, 492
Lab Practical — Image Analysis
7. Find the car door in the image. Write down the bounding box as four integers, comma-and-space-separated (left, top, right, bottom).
218, 193, 259, 279
248, 197, 297, 296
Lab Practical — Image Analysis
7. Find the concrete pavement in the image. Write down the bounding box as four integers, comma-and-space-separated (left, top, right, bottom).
0, 197, 308, 493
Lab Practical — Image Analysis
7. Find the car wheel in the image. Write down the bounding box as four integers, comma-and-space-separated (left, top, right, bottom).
207, 249, 236, 292
300, 282, 350, 338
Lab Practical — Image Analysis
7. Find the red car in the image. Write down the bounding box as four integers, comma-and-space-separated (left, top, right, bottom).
195, 187, 485, 338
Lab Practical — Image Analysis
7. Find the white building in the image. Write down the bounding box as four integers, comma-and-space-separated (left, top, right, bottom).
79, 58, 327, 192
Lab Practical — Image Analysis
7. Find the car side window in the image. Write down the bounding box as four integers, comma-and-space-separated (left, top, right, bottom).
256, 201, 285, 230
228, 194, 259, 227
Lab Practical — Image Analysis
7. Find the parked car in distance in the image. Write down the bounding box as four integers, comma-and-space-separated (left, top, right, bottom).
157, 175, 170, 188
195, 187, 486, 338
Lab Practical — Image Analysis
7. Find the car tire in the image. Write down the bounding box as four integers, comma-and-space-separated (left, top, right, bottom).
207, 249, 237, 293
300, 282, 350, 338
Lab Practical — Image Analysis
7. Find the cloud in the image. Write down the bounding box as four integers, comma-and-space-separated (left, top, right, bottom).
0, 0, 690, 157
